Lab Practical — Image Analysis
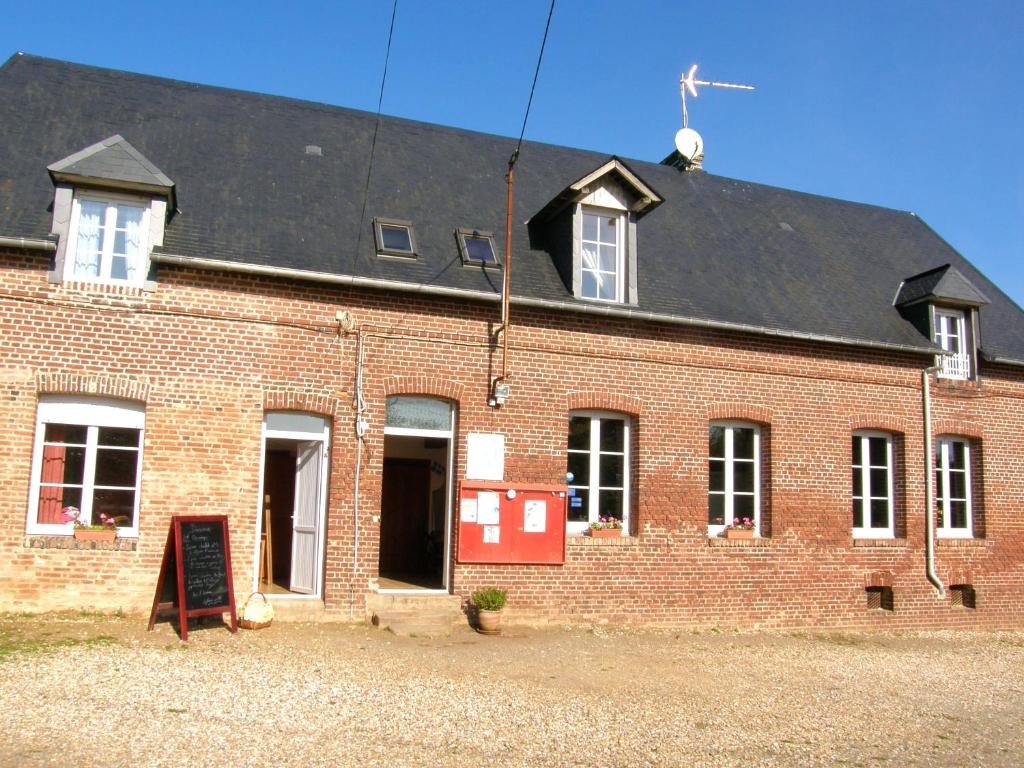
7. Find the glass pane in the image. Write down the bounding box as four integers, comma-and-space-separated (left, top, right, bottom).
949, 471, 967, 501
598, 273, 617, 301
598, 215, 617, 244
852, 467, 863, 498
94, 448, 139, 487
870, 498, 889, 528
708, 494, 725, 526
852, 500, 864, 529
582, 212, 598, 242
567, 453, 590, 487
949, 500, 967, 529
464, 235, 495, 263
110, 255, 128, 281
581, 271, 599, 299
266, 412, 328, 434
948, 442, 966, 470
852, 437, 862, 466
733, 494, 755, 521
709, 460, 724, 492
581, 242, 598, 270
567, 417, 590, 451
709, 426, 725, 458
92, 488, 136, 527
868, 437, 888, 467
380, 224, 412, 252
599, 454, 623, 487
41, 445, 85, 485
568, 487, 589, 522
385, 397, 451, 431
115, 204, 144, 229
599, 244, 617, 272
599, 419, 624, 452
98, 427, 140, 447
869, 468, 888, 498
45, 423, 87, 444
38, 486, 82, 522
733, 428, 755, 459
733, 461, 754, 493
598, 490, 623, 520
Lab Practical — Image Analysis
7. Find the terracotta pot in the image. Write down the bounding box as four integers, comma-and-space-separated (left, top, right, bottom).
724, 528, 755, 540
476, 609, 503, 635
588, 527, 622, 539
74, 528, 117, 542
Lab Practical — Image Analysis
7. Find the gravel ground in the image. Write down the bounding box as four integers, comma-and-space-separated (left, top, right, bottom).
1, 614, 1022, 768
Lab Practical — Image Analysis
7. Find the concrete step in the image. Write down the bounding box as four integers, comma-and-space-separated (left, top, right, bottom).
367, 593, 465, 637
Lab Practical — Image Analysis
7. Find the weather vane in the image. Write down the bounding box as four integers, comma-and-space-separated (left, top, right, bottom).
674, 64, 755, 165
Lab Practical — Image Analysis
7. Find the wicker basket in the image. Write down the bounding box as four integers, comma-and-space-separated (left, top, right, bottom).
239, 592, 274, 630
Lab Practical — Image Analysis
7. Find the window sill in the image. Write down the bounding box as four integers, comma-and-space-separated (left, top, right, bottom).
852, 538, 906, 548
707, 537, 770, 548
24, 535, 138, 551
567, 534, 638, 547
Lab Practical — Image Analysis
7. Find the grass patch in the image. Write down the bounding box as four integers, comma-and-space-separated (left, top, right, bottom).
0, 633, 118, 662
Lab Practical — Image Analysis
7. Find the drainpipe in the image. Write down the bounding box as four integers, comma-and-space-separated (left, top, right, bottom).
350, 329, 369, 617
922, 364, 944, 596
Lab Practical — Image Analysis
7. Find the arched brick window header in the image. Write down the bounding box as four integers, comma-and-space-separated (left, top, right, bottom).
707, 403, 772, 425
384, 376, 465, 402
850, 414, 908, 434
36, 373, 149, 403
566, 391, 643, 418
932, 420, 983, 440
263, 390, 339, 417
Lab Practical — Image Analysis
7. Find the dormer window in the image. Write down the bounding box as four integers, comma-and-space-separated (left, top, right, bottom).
580, 207, 624, 302
934, 309, 970, 379
65, 194, 150, 284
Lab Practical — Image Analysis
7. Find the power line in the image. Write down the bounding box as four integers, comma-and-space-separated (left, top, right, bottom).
511, 0, 556, 167
353, 0, 399, 270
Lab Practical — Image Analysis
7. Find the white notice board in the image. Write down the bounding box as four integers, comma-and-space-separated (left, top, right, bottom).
465, 433, 505, 481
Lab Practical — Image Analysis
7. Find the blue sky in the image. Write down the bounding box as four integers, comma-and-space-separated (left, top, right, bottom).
5, 1, 1022, 306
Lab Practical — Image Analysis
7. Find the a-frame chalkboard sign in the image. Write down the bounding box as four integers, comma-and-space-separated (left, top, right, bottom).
147, 515, 238, 641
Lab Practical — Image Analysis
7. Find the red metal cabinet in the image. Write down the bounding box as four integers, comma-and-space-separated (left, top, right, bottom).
456, 481, 567, 564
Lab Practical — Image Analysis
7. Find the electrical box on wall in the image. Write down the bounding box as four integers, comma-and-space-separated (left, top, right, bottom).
456, 480, 567, 565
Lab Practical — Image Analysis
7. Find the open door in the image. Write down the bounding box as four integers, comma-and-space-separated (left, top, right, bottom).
289, 441, 323, 594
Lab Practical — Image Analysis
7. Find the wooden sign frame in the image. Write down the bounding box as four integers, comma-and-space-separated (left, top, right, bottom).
147, 515, 238, 641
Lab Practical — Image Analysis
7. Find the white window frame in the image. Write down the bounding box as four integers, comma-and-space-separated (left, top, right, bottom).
852, 431, 895, 539
26, 396, 145, 536
63, 191, 151, 286
936, 437, 973, 539
934, 309, 971, 380
708, 421, 761, 537
566, 411, 630, 535
579, 206, 625, 303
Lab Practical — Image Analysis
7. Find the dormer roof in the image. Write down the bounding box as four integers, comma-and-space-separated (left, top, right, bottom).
532, 157, 662, 222
48, 134, 176, 212
895, 264, 990, 308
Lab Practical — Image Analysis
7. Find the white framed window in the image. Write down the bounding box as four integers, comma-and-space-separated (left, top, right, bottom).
934, 309, 971, 380
566, 412, 629, 535
63, 193, 150, 285
708, 422, 760, 536
26, 397, 145, 536
579, 207, 625, 302
852, 431, 894, 538
935, 437, 973, 538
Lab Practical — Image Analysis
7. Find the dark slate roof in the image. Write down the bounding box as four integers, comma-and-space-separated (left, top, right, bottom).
895, 264, 990, 308
3, 53, 1024, 364
48, 134, 175, 189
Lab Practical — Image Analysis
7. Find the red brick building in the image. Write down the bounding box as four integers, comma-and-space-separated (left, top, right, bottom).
1, 54, 1021, 628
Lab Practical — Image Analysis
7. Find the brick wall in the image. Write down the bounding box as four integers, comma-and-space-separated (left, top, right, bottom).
2, 247, 1022, 629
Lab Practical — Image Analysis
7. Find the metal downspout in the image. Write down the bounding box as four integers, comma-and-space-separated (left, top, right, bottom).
350, 330, 368, 617
922, 364, 944, 596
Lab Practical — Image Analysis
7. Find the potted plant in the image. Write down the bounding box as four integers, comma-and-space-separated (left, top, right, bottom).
588, 516, 623, 538
471, 587, 507, 635
724, 517, 756, 540
61, 506, 124, 542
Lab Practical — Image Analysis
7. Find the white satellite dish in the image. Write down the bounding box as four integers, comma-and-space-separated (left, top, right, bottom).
674, 127, 704, 161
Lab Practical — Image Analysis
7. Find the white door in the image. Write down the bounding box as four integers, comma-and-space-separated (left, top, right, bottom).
290, 441, 322, 594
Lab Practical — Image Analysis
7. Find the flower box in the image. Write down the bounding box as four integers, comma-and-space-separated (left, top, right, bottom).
73, 528, 117, 542
588, 527, 623, 539
724, 528, 755, 540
